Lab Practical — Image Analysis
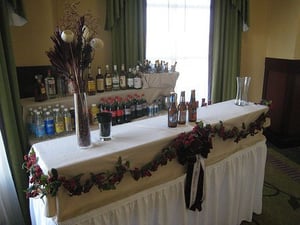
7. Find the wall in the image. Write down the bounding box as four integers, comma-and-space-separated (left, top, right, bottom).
241, 0, 300, 102
10, 0, 112, 73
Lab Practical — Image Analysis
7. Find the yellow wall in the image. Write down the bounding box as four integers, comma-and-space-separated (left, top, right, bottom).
241, 0, 300, 102
10, 0, 111, 73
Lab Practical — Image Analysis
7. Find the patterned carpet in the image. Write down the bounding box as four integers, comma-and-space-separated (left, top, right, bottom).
241, 143, 300, 225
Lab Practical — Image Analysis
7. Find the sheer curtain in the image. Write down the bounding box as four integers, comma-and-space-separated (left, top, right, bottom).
0, 130, 25, 225
146, 0, 210, 101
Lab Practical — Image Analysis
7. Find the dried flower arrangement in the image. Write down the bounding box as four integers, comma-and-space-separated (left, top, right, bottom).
46, 1, 103, 94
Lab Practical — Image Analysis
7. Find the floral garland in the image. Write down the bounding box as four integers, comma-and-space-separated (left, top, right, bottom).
22, 111, 268, 199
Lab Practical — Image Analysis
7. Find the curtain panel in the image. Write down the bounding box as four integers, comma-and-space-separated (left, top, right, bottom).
208, 0, 249, 103
105, 0, 146, 68
0, 0, 29, 224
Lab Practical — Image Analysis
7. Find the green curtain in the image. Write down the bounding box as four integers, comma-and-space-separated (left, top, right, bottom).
105, 0, 146, 68
0, 0, 30, 224
208, 0, 249, 103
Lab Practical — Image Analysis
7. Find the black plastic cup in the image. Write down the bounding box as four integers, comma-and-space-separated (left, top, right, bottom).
97, 112, 112, 141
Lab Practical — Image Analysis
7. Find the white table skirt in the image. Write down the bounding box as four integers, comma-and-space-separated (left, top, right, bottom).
30, 139, 267, 225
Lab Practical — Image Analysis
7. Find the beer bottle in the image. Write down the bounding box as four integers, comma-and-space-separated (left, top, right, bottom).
188, 89, 197, 122
168, 92, 178, 127
178, 91, 187, 124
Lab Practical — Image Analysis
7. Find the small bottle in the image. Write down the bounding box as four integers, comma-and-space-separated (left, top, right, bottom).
104, 65, 112, 91
134, 66, 143, 89
44, 70, 56, 99
168, 92, 178, 128
44, 111, 55, 136
53, 108, 65, 134
87, 65, 96, 95
96, 66, 105, 93
63, 108, 73, 132
69, 107, 75, 130
35, 111, 46, 138
127, 68, 134, 89
178, 91, 187, 124
89, 103, 99, 126
119, 64, 127, 90
188, 89, 198, 122
112, 64, 120, 91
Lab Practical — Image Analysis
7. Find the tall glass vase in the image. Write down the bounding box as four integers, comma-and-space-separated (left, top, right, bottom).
234, 76, 251, 106
74, 92, 91, 148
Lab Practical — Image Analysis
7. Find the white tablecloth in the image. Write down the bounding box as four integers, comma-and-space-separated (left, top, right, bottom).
29, 100, 269, 224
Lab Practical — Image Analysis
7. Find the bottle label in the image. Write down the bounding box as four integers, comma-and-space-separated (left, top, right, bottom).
55, 122, 64, 133
87, 80, 96, 92
96, 79, 104, 91
134, 77, 142, 89
127, 78, 134, 88
168, 113, 178, 123
120, 76, 126, 88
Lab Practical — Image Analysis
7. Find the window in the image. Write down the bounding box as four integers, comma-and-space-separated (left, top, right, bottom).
146, 0, 211, 102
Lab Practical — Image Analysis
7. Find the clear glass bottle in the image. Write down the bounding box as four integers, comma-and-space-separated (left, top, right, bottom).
119, 64, 127, 90
178, 91, 187, 124
35, 111, 46, 138
112, 64, 120, 91
96, 66, 105, 93
168, 92, 178, 128
127, 68, 134, 89
104, 64, 112, 91
63, 108, 73, 132
188, 89, 197, 122
134, 65, 142, 89
44, 69, 57, 99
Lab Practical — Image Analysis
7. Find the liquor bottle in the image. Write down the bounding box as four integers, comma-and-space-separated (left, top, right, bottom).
168, 92, 178, 128
104, 64, 112, 91
127, 68, 134, 89
112, 64, 120, 91
63, 108, 73, 132
44, 111, 55, 136
34, 74, 47, 102
119, 64, 127, 90
188, 89, 197, 122
44, 70, 57, 99
178, 91, 187, 124
87, 65, 96, 95
134, 65, 143, 89
96, 66, 105, 93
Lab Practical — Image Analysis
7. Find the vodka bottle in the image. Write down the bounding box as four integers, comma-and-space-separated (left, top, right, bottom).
112, 64, 120, 91
119, 64, 127, 90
